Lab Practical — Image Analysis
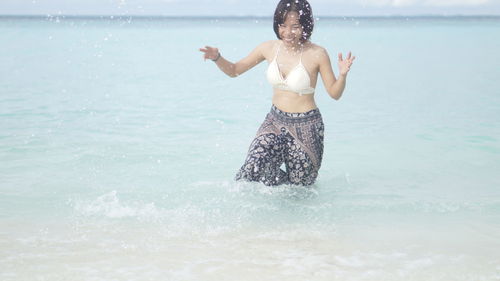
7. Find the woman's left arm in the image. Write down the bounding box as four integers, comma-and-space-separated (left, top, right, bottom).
318, 48, 355, 100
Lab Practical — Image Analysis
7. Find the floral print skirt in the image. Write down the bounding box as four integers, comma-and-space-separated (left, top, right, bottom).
235, 104, 324, 186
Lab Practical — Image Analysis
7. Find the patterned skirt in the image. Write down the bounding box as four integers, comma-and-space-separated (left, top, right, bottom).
235, 104, 324, 186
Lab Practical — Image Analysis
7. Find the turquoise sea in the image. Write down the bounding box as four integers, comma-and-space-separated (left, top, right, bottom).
1, 15, 499, 280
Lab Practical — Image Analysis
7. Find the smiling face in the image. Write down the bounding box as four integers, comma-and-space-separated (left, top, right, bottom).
278, 11, 304, 48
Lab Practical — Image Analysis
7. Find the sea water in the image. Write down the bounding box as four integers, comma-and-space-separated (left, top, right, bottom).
1, 15, 499, 280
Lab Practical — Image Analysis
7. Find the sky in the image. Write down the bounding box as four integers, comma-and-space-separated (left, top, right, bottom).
1, 0, 500, 16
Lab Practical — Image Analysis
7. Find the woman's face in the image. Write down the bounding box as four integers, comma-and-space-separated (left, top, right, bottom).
278, 11, 303, 48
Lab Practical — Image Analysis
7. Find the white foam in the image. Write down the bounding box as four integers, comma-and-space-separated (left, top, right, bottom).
70, 190, 160, 219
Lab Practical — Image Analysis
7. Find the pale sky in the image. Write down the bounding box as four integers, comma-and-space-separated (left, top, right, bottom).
1, 0, 499, 16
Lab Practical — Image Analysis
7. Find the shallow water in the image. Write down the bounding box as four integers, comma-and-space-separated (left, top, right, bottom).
1, 16, 500, 280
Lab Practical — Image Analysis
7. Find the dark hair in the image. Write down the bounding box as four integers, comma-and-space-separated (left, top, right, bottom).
273, 0, 314, 42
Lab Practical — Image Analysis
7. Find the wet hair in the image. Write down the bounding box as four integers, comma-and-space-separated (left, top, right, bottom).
273, 0, 314, 42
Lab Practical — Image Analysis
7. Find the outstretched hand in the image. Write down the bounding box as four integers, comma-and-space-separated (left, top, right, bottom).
199, 46, 220, 61
338, 51, 355, 76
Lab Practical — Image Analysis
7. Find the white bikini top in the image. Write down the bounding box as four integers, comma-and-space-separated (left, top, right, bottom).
266, 41, 315, 95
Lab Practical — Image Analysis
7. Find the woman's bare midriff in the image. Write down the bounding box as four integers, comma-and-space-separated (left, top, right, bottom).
272, 90, 318, 113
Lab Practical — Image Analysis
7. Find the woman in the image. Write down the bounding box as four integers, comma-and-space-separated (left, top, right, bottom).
199, 0, 355, 186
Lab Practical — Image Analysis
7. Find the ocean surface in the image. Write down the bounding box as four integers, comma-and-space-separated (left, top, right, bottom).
1, 15, 499, 280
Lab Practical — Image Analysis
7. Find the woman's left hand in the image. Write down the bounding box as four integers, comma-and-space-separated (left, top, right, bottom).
338, 51, 355, 76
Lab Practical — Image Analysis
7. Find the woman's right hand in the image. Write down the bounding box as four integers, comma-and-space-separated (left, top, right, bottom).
199, 46, 220, 61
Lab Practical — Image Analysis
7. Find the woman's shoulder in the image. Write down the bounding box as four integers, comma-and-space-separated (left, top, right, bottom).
304, 42, 330, 63
304, 41, 328, 65
258, 39, 280, 49
305, 42, 328, 55
255, 40, 280, 58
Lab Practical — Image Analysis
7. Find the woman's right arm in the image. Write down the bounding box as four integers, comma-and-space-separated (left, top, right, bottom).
200, 41, 269, 78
